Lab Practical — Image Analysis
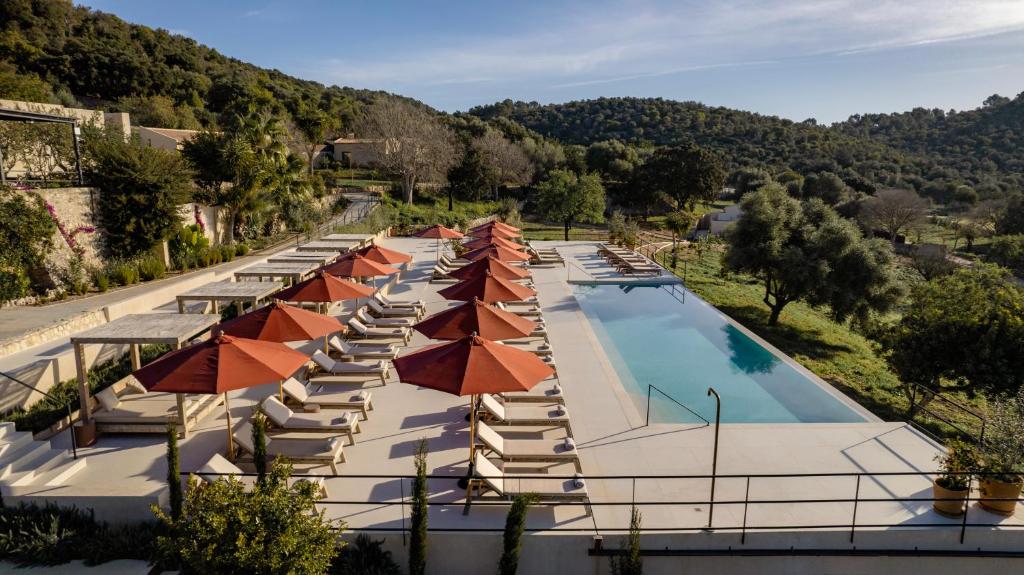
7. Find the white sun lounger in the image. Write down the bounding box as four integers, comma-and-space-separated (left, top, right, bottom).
260, 396, 359, 444
329, 335, 398, 360
367, 299, 420, 319
465, 453, 590, 515
475, 421, 581, 471
496, 301, 542, 317
357, 307, 414, 327
500, 380, 564, 404
196, 453, 330, 493
347, 318, 411, 342
310, 350, 389, 385
232, 421, 346, 476
478, 394, 572, 435
282, 377, 374, 420
374, 292, 426, 312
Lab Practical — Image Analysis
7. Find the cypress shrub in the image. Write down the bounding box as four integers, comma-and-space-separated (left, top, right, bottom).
166, 424, 182, 521
252, 413, 268, 484
409, 438, 428, 575
498, 493, 536, 575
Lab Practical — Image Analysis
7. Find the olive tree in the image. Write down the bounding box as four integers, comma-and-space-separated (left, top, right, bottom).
724, 184, 901, 326
535, 169, 606, 241
860, 188, 929, 244
359, 99, 457, 204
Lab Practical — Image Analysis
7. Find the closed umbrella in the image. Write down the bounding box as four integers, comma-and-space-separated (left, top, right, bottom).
438, 271, 536, 303
393, 334, 554, 482
414, 297, 536, 341
460, 243, 531, 263
448, 256, 531, 281
415, 224, 464, 263
133, 334, 309, 458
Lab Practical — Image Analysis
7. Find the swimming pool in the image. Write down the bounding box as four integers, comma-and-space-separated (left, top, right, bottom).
572, 284, 867, 424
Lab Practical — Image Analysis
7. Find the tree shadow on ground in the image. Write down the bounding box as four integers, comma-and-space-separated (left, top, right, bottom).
713, 303, 855, 361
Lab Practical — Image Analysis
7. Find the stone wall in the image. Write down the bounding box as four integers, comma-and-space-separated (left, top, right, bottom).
28, 187, 104, 284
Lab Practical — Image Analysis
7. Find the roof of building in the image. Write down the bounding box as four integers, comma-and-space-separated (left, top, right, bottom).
136, 126, 203, 143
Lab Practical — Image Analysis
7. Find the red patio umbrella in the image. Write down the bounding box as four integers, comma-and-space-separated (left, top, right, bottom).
467, 226, 520, 240
274, 272, 374, 313
354, 244, 413, 265
414, 297, 536, 341
448, 256, 531, 281
133, 334, 309, 458
392, 334, 554, 479
321, 254, 400, 281
461, 243, 531, 262
216, 300, 344, 356
415, 224, 465, 263
438, 271, 536, 303
470, 221, 520, 234
462, 235, 523, 251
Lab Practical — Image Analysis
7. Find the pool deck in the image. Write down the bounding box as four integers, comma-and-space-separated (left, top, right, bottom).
22, 239, 1022, 552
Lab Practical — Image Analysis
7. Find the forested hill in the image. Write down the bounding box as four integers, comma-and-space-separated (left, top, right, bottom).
0, 0, 408, 128
470, 96, 1024, 196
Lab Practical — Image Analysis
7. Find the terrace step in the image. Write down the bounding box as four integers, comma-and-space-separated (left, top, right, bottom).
0, 422, 17, 439
0, 432, 33, 457
11, 451, 86, 487
0, 441, 52, 480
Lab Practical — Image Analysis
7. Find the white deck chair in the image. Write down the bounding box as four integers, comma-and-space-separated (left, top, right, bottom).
328, 335, 397, 360
375, 292, 425, 311
465, 453, 590, 516
367, 299, 420, 319
195, 452, 329, 492
475, 421, 581, 471
282, 377, 374, 420
356, 307, 413, 327
478, 394, 572, 435
347, 318, 411, 342
232, 422, 344, 476
311, 350, 389, 385
259, 396, 359, 444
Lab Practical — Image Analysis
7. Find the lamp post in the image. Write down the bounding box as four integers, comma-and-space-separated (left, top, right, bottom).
706, 386, 721, 530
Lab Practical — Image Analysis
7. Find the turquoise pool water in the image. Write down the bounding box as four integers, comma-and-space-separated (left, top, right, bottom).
573, 284, 866, 424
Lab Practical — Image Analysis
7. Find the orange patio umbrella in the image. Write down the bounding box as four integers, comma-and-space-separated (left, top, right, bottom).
321, 254, 400, 282
392, 334, 554, 482
448, 256, 531, 281
438, 270, 536, 303
467, 226, 520, 240
470, 220, 520, 233
216, 300, 344, 358
353, 244, 413, 265
132, 334, 309, 458
414, 297, 536, 341
274, 271, 374, 313
415, 224, 465, 263
462, 235, 524, 251
461, 243, 531, 262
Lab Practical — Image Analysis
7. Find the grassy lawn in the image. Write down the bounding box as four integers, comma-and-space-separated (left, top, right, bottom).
520, 219, 608, 241
662, 247, 986, 440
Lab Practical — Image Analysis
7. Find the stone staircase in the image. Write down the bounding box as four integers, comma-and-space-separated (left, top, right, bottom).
0, 422, 87, 489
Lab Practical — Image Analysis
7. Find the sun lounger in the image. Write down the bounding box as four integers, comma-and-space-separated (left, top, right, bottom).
440, 255, 469, 268
496, 302, 542, 317
91, 381, 224, 434
196, 453, 330, 493
356, 307, 414, 327
282, 377, 373, 420
260, 396, 359, 444
233, 421, 346, 476
475, 421, 581, 471
500, 379, 564, 404
367, 299, 421, 319
375, 292, 426, 311
478, 394, 572, 435
498, 339, 553, 356
310, 350, 389, 384
465, 453, 590, 515
347, 318, 411, 342
329, 335, 398, 360
431, 265, 459, 282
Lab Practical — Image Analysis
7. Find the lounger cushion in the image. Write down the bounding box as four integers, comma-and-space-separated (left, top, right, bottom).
96, 387, 120, 411
262, 397, 294, 426
198, 453, 242, 483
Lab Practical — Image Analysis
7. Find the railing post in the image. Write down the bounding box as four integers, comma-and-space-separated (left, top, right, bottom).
645, 385, 652, 427
705, 387, 721, 531
850, 475, 861, 543
959, 475, 972, 544
400, 476, 407, 546
741, 476, 750, 544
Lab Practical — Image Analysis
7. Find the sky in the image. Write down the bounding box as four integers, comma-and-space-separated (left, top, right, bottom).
78, 0, 1024, 124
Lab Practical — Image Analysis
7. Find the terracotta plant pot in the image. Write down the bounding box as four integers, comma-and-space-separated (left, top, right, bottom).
932, 479, 969, 516
978, 479, 1023, 516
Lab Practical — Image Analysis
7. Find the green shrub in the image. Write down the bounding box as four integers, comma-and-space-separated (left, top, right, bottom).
154, 461, 340, 574
611, 506, 643, 575
138, 256, 166, 281
988, 234, 1024, 275
196, 247, 212, 268
0, 503, 159, 567
409, 438, 428, 575
330, 534, 400, 575
90, 267, 109, 292
169, 224, 209, 270
498, 494, 537, 575
209, 246, 222, 265
235, 243, 250, 256
108, 259, 139, 285
0, 187, 56, 304
220, 244, 235, 262
0, 269, 31, 303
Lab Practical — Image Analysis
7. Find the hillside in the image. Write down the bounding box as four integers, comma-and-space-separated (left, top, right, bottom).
470, 96, 1024, 196
0, 0, 409, 128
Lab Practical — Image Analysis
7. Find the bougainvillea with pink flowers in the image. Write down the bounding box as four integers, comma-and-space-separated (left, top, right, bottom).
45, 201, 95, 257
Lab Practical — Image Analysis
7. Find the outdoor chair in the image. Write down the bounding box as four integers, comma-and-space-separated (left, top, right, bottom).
232, 421, 345, 476
500, 380, 564, 404
311, 349, 389, 383
464, 453, 590, 516
328, 335, 398, 360
375, 292, 426, 312
475, 421, 581, 472
347, 318, 411, 343
356, 307, 414, 328
495, 301, 542, 317
367, 299, 421, 319
259, 396, 359, 445
478, 394, 572, 435
196, 452, 330, 492
282, 377, 374, 420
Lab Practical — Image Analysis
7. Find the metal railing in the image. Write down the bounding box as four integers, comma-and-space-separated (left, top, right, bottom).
645, 384, 710, 426
906, 383, 987, 444
566, 261, 597, 283
185, 469, 1022, 547
0, 370, 77, 459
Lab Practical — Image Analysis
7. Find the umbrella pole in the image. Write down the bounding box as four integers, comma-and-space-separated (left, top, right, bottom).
279, 379, 285, 403
459, 394, 477, 489
225, 392, 234, 460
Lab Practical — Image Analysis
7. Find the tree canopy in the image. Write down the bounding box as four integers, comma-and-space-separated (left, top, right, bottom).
535, 169, 606, 240
723, 184, 901, 325
632, 144, 725, 210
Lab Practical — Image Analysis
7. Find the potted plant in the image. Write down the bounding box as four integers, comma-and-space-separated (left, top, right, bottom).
976, 390, 1024, 516
932, 439, 975, 516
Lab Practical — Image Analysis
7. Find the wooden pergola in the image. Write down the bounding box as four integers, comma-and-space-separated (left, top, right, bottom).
232, 263, 315, 285
0, 107, 84, 185
295, 240, 358, 253
69, 313, 219, 434
175, 280, 282, 314
266, 252, 338, 266
321, 233, 374, 247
